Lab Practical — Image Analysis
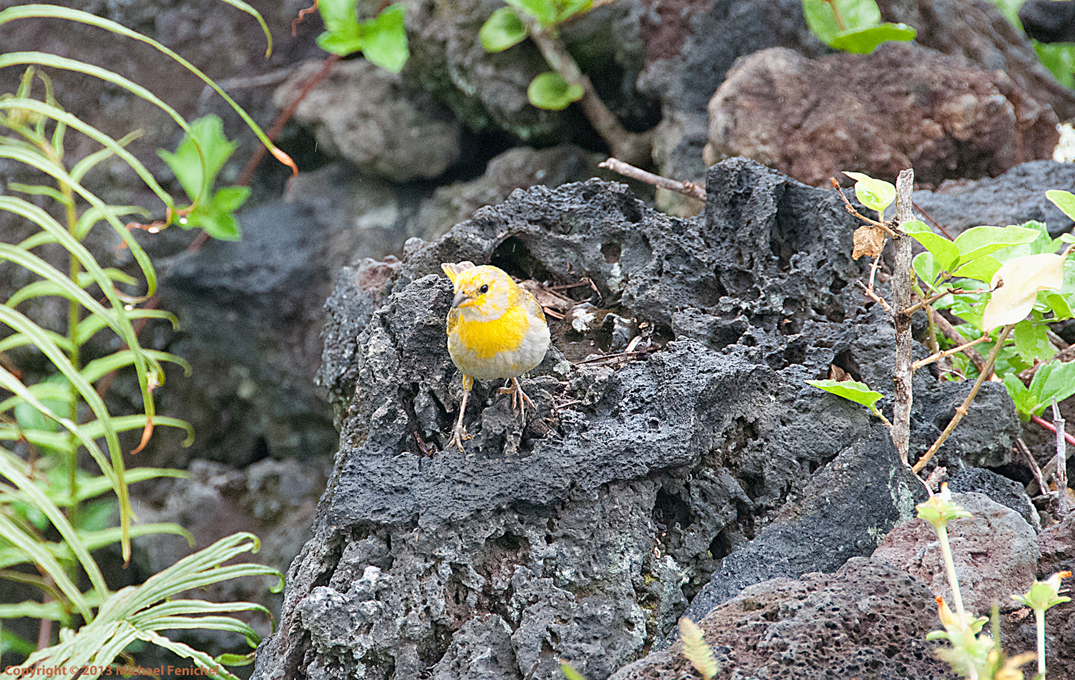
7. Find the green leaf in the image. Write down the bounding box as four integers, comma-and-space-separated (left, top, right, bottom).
843, 171, 895, 214
1035, 41, 1075, 88
480, 7, 528, 52
317, 29, 364, 55
802, 0, 882, 44
913, 252, 943, 289
555, 0, 593, 22
1012, 319, 1054, 363
1003, 373, 1036, 420
805, 378, 884, 409
508, 0, 559, 25
317, 0, 363, 56
560, 662, 587, 680
953, 225, 1040, 265
1048, 190, 1075, 223
951, 255, 1001, 283
830, 22, 916, 53
1046, 291, 1073, 320
355, 4, 410, 73
527, 72, 584, 110
1030, 360, 1075, 414
157, 114, 238, 202
903, 220, 959, 272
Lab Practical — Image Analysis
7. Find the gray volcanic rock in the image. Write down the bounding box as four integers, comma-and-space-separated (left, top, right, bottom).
912, 160, 1075, 238
252, 159, 1023, 680
274, 60, 463, 182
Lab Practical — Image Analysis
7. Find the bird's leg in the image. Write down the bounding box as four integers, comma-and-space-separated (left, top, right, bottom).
498, 376, 535, 423
448, 375, 474, 451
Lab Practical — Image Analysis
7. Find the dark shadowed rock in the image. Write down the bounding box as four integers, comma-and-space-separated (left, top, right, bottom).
681, 429, 924, 623
912, 160, 1075, 237
872, 492, 1039, 615
251, 159, 1025, 680
948, 466, 1040, 530
1020, 0, 1075, 43
704, 43, 1058, 188
611, 558, 954, 680
411, 146, 609, 242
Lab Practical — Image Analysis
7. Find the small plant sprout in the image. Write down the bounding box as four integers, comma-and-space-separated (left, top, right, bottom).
927, 596, 991, 676
917, 484, 973, 620
1012, 571, 1071, 680
678, 616, 718, 680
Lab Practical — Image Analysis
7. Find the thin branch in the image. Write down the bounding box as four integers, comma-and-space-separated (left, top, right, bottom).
599, 158, 706, 201
911, 201, 955, 239
901, 288, 979, 317
526, 22, 652, 166
930, 311, 987, 373
891, 169, 916, 466
856, 278, 892, 312
912, 335, 990, 371
830, 178, 898, 237
1017, 437, 1047, 499
1031, 414, 1075, 448
913, 324, 1014, 473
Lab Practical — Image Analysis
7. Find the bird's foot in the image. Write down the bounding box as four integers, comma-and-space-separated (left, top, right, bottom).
498, 377, 535, 423
447, 425, 471, 451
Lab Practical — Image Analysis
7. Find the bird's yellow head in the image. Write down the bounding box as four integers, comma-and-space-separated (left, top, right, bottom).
441, 262, 518, 321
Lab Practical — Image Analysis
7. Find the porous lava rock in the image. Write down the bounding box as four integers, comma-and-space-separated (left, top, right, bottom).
872, 492, 1039, 615
703, 43, 1058, 187
252, 159, 1022, 680
610, 558, 954, 680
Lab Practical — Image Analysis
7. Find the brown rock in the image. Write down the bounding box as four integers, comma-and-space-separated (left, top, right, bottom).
610, 557, 952, 680
703, 42, 1059, 187
872, 492, 1039, 615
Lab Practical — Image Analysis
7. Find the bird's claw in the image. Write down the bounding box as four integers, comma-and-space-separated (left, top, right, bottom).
498, 377, 535, 423
447, 426, 471, 451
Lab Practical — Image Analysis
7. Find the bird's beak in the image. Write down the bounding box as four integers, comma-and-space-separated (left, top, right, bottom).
452, 290, 471, 308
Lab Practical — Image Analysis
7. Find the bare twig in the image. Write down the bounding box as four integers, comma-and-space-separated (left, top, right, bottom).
930, 311, 987, 373
912, 335, 990, 371
891, 169, 916, 466
902, 288, 979, 317
1017, 438, 1048, 498
913, 324, 1014, 473
526, 22, 652, 165
855, 278, 892, 312
1048, 329, 1071, 350
1053, 400, 1072, 515
599, 158, 706, 201
911, 201, 955, 239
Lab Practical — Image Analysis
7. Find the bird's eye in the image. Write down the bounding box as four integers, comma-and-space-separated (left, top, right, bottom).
479, 284, 489, 294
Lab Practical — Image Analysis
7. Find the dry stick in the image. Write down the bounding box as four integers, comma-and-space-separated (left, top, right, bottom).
1054, 400, 1072, 515
1017, 438, 1048, 499
912, 324, 1014, 473
598, 158, 706, 201
930, 311, 987, 373
891, 169, 916, 466
525, 22, 652, 166
911, 334, 990, 371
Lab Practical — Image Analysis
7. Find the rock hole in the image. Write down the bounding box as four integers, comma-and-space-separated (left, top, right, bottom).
491, 236, 554, 282
709, 529, 733, 561
652, 487, 692, 532
829, 348, 863, 382
601, 241, 621, 263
